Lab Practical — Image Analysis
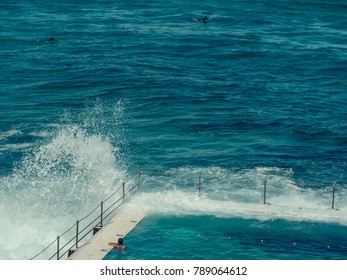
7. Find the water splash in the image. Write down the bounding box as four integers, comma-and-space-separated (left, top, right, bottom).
0, 125, 127, 259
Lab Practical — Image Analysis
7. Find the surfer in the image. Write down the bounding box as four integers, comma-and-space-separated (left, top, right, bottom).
202, 16, 209, 23
45, 37, 58, 42
192, 16, 209, 23
108, 237, 127, 251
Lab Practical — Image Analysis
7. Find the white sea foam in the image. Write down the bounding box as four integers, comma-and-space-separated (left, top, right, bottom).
0, 130, 33, 153
128, 188, 347, 226
0, 130, 22, 141
0, 125, 127, 260
28, 131, 52, 138
0, 143, 33, 152
127, 166, 347, 226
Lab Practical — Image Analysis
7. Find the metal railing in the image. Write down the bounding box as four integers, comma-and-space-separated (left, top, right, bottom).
30, 172, 141, 260
261, 177, 341, 210
141, 171, 343, 211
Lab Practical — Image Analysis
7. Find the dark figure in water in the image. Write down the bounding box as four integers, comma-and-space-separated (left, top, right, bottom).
46, 37, 58, 42
192, 16, 209, 23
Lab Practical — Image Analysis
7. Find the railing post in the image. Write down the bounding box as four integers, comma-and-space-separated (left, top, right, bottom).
122, 182, 125, 202
138, 172, 141, 191
100, 201, 104, 227
263, 177, 268, 205
56, 236, 60, 260
198, 173, 201, 197
76, 221, 79, 248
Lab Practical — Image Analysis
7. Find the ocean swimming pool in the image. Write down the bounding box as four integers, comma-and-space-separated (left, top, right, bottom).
1, 0, 347, 261
103, 215, 347, 260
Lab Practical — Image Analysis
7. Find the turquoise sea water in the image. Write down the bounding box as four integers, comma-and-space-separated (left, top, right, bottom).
0, 0, 347, 259
104, 216, 347, 260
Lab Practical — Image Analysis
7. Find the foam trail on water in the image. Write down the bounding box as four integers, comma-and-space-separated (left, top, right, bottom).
0, 125, 127, 260
0, 130, 22, 141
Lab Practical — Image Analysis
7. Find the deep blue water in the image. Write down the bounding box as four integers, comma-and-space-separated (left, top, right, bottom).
0, 0, 346, 259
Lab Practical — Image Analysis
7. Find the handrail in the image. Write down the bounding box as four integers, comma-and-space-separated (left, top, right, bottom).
79, 203, 101, 223
30, 238, 56, 260
30, 172, 142, 260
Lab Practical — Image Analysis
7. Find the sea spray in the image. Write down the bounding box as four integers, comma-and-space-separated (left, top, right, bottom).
0, 125, 127, 259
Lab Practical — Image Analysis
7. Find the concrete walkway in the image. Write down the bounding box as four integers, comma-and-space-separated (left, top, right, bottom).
69, 206, 144, 260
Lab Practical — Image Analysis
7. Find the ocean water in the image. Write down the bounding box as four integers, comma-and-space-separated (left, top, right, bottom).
0, 0, 346, 260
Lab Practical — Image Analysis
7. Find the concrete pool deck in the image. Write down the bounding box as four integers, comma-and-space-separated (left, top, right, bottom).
69, 206, 145, 260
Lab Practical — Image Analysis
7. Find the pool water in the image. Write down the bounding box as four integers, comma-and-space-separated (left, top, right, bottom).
104, 215, 347, 260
